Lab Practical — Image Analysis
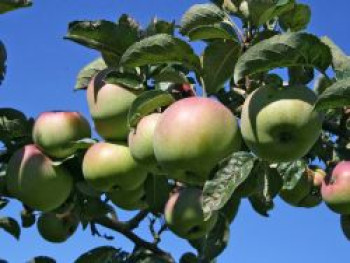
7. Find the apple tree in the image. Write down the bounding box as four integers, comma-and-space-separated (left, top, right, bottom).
1, 0, 350, 262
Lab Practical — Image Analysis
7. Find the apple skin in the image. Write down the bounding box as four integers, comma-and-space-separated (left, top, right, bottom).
6, 145, 73, 212
154, 97, 241, 185
241, 85, 323, 162
107, 184, 148, 211
128, 113, 162, 167
82, 142, 147, 192
164, 188, 218, 240
87, 77, 138, 141
322, 161, 350, 214
37, 212, 79, 243
33, 111, 91, 158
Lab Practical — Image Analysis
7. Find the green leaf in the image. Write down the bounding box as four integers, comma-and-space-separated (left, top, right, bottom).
180, 4, 227, 35
75, 246, 128, 263
145, 17, 176, 37
202, 152, 257, 220
120, 34, 201, 71
75, 58, 107, 90
313, 74, 335, 96
26, 256, 56, 263
321, 36, 350, 80
202, 40, 241, 94
71, 138, 97, 150
179, 253, 197, 263
341, 214, 350, 241
248, 164, 282, 217
279, 4, 311, 32
240, 0, 295, 27
234, 32, 332, 84
104, 71, 145, 90
144, 174, 171, 214
0, 217, 20, 240
0, 108, 30, 141
20, 210, 36, 228
220, 195, 241, 223
0, 41, 6, 85
188, 22, 238, 42
80, 198, 114, 221
152, 66, 190, 84
0, 0, 32, 14
190, 214, 230, 261
0, 198, 9, 210
315, 78, 350, 111
288, 66, 314, 85
76, 181, 102, 198
127, 90, 175, 129
277, 160, 307, 190
65, 20, 139, 57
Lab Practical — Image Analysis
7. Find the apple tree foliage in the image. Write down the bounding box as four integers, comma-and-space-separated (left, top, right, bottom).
1, 0, 350, 262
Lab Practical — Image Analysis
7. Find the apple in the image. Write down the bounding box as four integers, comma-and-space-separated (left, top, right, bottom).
33, 111, 91, 158
6, 145, 73, 211
37, 212, 79, 243
87, 76, 138, 141
128, 113, 161, 167
241, 85, 323, 162
322, 161, 350, 214
82, 142, 147, 192
107, 184, 148, 211
313, 168, 326, 187
164, 188, 218, 240
153, 97, 241, 185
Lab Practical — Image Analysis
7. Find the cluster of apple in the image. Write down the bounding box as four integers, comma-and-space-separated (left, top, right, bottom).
4, 71, 350, 243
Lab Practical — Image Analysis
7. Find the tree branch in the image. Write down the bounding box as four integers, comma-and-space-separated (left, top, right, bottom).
124, 210, 149, 230
94, 216, 174, 262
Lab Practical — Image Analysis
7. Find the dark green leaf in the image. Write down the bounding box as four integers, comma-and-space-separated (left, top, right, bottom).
0, 41, 6, 85
120, 34, 201, 71
313, 74, 335, 95
76, 181, 102, 198
234, 32, 332, 84
202, 40, 241, 94
240, 0, 295, 27
75, 58, 107, 90
180, 4, 227, 35
104, 71, 145, 90
202, 152, 257, 220
341, 214, 350, 241
144, 174, 171, 214
321, 36, 350, 80
279, 4, 311, 32
0, 198, 8, 210
277, 160, 307, 190
220, 195, 241, 223
26, 256, 56, 263
152, 66, 190, 84
315, 77, 350, 111
20, 210, 36, 228
0, 108, 30, 141
0, 0, 32, 14
179, 253, 197, 263
118, 14, 140, 36
80, 198, 114, 221
288, 66, 314, 85
188, 22, 238, 42
65, 20, 139, 56
190, 214, 230, 261
145, 17, 176, 36
127, 90, 175, 129
0, 217, 20, 240
75, 246, 128, 263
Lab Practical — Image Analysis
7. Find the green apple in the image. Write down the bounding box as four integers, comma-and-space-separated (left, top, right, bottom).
6, 145, 73, 211
87, 76, 138, 141
128, 113, 162, 167
33, 111, 91, 158
241, 85, 323, 162
164, 188, 218, 240
154, 97, 241, 185
37, 212, 79, 243
107, 184, 148, 211
322, 161, 350, 214
82, 142, 147, 192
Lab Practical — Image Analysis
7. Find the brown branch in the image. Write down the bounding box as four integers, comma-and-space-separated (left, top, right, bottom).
94, 216, 174, 262
124, 210, 149, 230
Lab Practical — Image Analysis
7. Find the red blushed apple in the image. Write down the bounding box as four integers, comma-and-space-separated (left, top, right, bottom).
322, 161, 350, 214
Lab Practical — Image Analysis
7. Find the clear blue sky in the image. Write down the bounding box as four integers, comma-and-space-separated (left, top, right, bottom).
1, 1, 350, 262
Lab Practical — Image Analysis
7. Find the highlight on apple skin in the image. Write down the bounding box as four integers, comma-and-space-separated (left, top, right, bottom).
322, 161, 350, 214
153, 97, 241, 185
6, 144, 73, 212
33, 111, 91, 159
